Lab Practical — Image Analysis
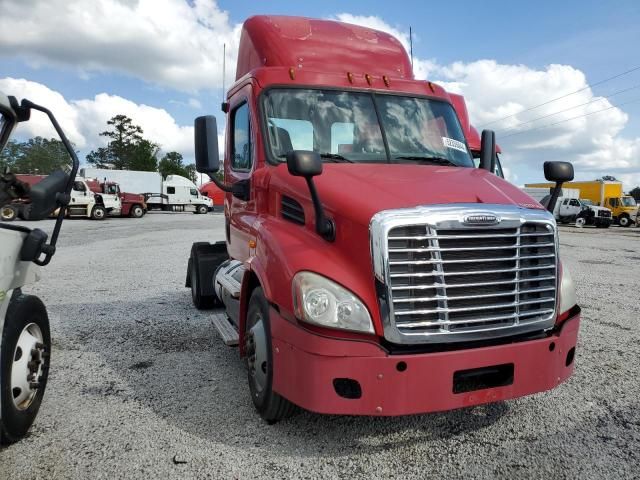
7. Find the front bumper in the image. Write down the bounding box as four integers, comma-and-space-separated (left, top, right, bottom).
271, 309, 580, 416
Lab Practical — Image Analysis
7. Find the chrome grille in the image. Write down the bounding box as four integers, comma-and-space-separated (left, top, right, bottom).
371, 205, 558, 344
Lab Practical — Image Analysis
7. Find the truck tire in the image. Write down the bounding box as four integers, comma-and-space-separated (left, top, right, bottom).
195, 205, 208, 215
575, 217, 586, 228
0, 294, 51, 444
0, 205, 18, 222
618, 214, 631, 227
190, 256, 216, 309
130, 205, 144, 218
91, 205, 106, 220
245, 288, 297, 424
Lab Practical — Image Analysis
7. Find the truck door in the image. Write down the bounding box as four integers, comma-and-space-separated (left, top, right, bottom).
166, 185, 175, 205
225, 86, 256, 261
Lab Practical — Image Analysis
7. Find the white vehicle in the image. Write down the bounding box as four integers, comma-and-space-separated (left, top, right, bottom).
80, 167, 161, 195
145, 175, 212, 214
552, 196, 612, 228
66, 177, 121, 220
0, 92, 78, 443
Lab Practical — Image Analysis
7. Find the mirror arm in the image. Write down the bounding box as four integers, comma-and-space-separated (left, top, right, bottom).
545, 182, 564, 214
18, 99, 80, 265
305, 177, 335, 242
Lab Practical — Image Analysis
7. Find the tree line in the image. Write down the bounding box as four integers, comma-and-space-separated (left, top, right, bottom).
0, 115, 197, 182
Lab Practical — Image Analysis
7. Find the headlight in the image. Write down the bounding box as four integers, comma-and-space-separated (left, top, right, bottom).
559, 263, 577, 315
292, 272, 374, 334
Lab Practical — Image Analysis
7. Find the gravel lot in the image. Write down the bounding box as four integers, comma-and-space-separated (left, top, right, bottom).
1, 213, 639, 479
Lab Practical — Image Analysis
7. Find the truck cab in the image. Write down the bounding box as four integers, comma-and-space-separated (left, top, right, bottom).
187, 16, 580, 422
87, 180, 146, 218
68, 177, 121, 220
605, 195, 637, 226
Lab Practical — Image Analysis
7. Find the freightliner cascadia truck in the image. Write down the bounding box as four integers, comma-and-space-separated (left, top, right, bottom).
186, 16, 581, 422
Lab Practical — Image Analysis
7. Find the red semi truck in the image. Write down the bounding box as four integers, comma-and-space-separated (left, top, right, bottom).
85, 179, 146, 218
187, 16, 580, 422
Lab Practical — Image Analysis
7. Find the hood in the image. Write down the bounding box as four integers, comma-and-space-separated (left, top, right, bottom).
270, 163, 544, 226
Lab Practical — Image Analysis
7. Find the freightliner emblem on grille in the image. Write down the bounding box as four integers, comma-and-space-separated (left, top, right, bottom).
462, 213, 500, 225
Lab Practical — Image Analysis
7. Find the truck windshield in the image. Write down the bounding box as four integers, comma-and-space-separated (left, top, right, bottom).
580, 199, 594, 206
262, 88, 473, 167
621, 197, 637, 207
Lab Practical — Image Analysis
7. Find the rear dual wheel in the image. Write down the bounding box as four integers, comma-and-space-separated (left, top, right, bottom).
0, 294, 50, 444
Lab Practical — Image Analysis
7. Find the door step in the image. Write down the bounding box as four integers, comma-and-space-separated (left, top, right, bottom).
212, 312, 239, 346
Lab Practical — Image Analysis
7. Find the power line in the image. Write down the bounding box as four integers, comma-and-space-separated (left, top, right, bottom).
479, 64, 640, 128
499, 97, 640, 140
496, 82, 640, 133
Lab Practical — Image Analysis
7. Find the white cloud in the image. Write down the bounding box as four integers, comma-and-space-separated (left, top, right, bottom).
0, 0, 241, 92
0, 77, 197, 158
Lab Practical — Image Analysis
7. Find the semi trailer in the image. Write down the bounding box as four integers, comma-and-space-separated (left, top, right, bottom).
186, 15, 580, 422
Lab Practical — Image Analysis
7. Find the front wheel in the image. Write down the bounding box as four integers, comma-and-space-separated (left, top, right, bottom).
575, 217, 586, 228
0, 294, 51, 444
1, 205, 18, 222
245, 288, 297, 424
196, 204, 208, 215
91, 205, 106, 220
619, 215, 631, 227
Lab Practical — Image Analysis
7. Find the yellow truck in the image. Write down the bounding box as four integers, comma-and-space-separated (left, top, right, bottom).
525, 179, 638, 227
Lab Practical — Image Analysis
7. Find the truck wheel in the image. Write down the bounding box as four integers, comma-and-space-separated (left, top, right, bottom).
619, 214, 631, 227
190, 258, 216, 309
130, 205, 144, 218
575, 217, 586, 228
91, 205, 106, 220
245, 288, 297, 424
196, 205, 208, 215
0, 294, 50, 444
1, 205, 18, 222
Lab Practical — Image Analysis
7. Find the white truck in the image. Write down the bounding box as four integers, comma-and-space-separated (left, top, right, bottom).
144, 175, 212, 214
522, 187, 612, 227
66, 177, 121, 220
80, 168, 211, 214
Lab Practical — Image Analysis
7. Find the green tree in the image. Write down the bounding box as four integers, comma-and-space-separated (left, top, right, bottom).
184, 163, 198, 183
86, 115, 157, 171
158, 151, 186, 178
630, 186, 640, 202
0, 137, 71, 174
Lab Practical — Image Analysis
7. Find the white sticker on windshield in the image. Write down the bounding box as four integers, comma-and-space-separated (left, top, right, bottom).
442, 137, 468, 153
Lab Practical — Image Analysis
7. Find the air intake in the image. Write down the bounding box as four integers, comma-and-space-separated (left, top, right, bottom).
281, 196, 305, 225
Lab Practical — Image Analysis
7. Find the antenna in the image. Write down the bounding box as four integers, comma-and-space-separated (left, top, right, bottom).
222, 43, 226, 100
409, 27, 413, 67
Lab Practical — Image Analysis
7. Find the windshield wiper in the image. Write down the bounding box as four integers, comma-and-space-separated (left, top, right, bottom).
393, 155, 457, 167
319, 153, 354, 163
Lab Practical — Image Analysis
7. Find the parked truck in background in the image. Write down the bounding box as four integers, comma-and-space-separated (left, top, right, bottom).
145, 174, 212, 213
2, 175, 122, 221
67, 177, 121, 219
526, 179, 638, 227
80, 168, 212, 214
85, 179, 146, 218
185, 16, 581, 423
523, 187, 612, 227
